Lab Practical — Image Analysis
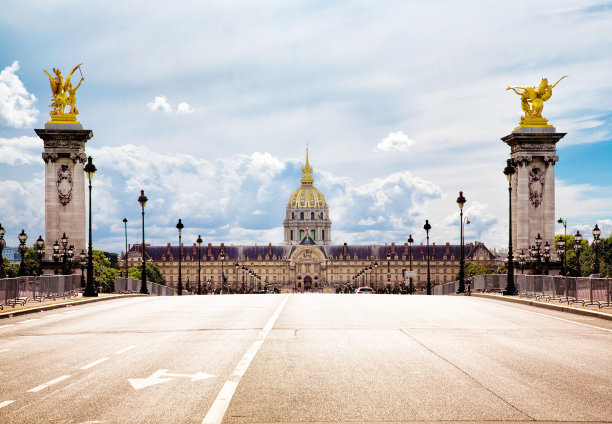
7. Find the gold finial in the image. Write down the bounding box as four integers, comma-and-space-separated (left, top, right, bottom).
43, 64, 84, 124
507, 76, 567, 129
301, 147, 314, 186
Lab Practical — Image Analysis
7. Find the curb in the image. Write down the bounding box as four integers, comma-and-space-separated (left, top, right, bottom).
472, 293, 612, 322
0, 294, 145, 319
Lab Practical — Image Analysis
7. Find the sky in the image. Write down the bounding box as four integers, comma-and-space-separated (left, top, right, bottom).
1, 0, 611, 255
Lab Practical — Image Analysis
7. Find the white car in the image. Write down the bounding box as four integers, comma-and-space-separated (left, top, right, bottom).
354, 287, 374, 294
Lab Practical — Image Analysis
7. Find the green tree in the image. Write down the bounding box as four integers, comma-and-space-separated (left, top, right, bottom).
128, 262, 166, 286
455, 261, 495, 280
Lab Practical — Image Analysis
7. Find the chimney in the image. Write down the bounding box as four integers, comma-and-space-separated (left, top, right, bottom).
343, 242, 348, 256
207, 243, 212, 257
391, 242, 396, 254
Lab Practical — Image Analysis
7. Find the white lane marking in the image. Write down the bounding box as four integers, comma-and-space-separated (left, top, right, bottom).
129, 369, 215, 390
0, 348, 10, 353
62, 310, 78, 314
475, 298, 612, 332
47, 314, 62, 317
115, 345, 135, 355
0, 400, 15, 409
80, 357, 109, 370
18, 319, 40, 324
0, 325, 14, 329
28, 375, 71, 392
202, 294, 290, 424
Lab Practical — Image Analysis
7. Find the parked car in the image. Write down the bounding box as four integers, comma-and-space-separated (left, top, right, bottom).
354, 287, 374, 294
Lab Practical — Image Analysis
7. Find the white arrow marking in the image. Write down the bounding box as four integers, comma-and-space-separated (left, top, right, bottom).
129, 369, 215, 390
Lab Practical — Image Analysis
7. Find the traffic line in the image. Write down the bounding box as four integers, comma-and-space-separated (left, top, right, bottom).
18, 319, 39, 324
0, 400, 15, 409
0, 325, 14, 329
80, 357, 109, 370
0, 348, 10, 353
115, 345, 135, 355
28, 375, 71, 392
202, 294, 290, 424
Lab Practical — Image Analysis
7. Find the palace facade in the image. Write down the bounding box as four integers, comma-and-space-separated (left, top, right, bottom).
125, 151, 496, 292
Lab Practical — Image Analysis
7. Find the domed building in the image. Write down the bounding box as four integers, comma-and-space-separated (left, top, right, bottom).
126, 150, 497, 293
284, 149, 332, 245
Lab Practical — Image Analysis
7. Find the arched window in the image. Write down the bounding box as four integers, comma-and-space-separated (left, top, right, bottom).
320, 212, 323, 219
292, 212, 295, 219
300, 212, 304, 220
311, 212, 315, 220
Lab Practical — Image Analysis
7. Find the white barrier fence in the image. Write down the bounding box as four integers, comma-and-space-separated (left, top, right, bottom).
1, 275, 80, 308
433, 274, 612, 308
114, 277, 178, 296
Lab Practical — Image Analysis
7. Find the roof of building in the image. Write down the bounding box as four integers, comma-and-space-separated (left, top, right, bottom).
287, 148, 327, 209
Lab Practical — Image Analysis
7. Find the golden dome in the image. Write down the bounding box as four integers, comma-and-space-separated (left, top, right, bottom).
288, 148, 327, 209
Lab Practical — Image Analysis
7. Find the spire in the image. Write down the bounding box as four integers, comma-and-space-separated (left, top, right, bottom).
301, 147, 314, 186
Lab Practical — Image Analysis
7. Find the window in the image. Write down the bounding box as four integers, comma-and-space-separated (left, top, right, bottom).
292, 212, 295, 219
322, 230, 325, 240
311, 212, 314, 220
300, 212, 304, 220
290, 230, 294, 240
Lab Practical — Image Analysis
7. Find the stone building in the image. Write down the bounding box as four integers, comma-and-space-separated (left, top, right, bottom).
124, 151, 496, 292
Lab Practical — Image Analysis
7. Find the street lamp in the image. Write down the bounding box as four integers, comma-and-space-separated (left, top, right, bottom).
557, 218, 567, 275
219, 250, 226, 294
456, 191, 466, 293
52, 241, 61, 275
408, 234, 414, 294
386, 249, 391, 291
84, 156, 97, 297
592, 224, 601, 275
80, 250, 86, 287
197, 235, 203, 295
35, 235, 45, 275
176, 219, 184, 295
18, 229, 27, 276
518, 250, 526, 274
503, 159, 516, 295
424, 220, 432, 295
137, 189, 148, 294
0, 223, 5, 278
574, 230, 583, 277
234, 262, 239, 293
123, 218, 128, 278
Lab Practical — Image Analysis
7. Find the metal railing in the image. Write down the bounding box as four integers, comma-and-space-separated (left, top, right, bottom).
114, 277, 178, 296
1, 275, 80, 309
433, 274, 612, 308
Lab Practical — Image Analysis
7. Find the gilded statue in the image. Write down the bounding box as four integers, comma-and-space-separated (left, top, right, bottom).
507, 76, 567, 127
43, 64, 84, 123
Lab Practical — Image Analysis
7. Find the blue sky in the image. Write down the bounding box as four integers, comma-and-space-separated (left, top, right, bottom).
1, 0, 611, 254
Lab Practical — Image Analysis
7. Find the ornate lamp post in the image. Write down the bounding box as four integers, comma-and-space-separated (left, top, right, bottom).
407, 234, 414, 294
52, 241, 61, 275
386, 249, 391, 291
17, 229, 27, 276
176, 219, 184, 295
424, 220, 432, 295
219, 250, 226, 294
35, 235, 45, 275
137, 189, 148, 294
456, 191, 466, 293
234, 262, 239, 293
592, 224, 601, 275
574, 230, 583, 277
557, 218, 567, 275
84, 156, 97, 297
503, 159, 516, 295
197, 235, 203, 295
79, 250, 86, 287
518, 250, 526, 274
123, 218, 128, 278
0, 223, 5, 278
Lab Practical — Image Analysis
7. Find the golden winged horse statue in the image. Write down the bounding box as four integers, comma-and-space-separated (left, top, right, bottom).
43, 64, 84, 122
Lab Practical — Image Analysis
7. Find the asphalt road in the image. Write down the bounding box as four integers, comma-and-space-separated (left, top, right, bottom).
1, 294, 611, 423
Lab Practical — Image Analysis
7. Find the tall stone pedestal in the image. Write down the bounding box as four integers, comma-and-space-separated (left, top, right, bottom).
35, 123, 93, 263
502, 127, 565, 271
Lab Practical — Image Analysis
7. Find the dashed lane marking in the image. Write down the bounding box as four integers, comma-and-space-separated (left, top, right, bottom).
80, 357, 109, 370
0, 348, 10, 353
18, 319, 40, 324
0, 325, 14, 329
115, 346, 135, 355
0, 400, 15, 409
28, 375, 71, 393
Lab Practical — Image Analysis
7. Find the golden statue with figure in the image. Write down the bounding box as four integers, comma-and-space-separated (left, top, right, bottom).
43, 64, 84, 123
507, 76, 567, 128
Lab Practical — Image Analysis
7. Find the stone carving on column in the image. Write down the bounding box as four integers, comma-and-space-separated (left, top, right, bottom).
42, 152, 58, 163
543, 155, 558, 166
57, 164, 73, 206
528, 166, 545, 208
70, 152, 87, 163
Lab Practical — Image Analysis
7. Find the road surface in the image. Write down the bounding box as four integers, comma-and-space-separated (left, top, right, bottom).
1, 294, 610, 423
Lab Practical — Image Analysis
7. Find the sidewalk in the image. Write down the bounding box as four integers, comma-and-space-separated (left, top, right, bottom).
1, 293, 144, 318
472, 292, 612, 322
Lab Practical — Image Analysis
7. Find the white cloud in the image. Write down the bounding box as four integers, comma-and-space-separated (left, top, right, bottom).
177, 102, 195, 114
146, 95, 172, 113
374, 131, 416, 152
0, 136, 42, 164
0, 61, 39, 128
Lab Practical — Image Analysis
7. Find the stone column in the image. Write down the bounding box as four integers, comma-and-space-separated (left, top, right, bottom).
35, 123, 93, 263
501, 127, 564, 272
